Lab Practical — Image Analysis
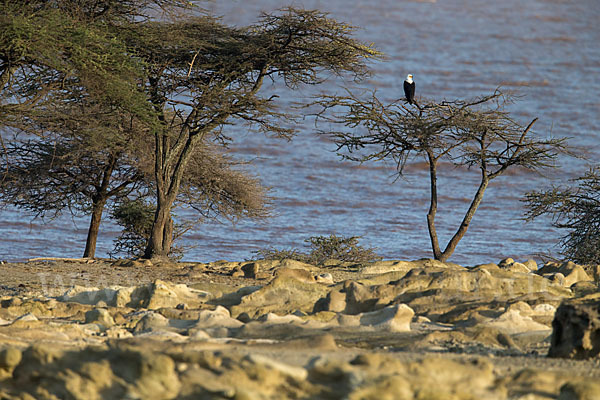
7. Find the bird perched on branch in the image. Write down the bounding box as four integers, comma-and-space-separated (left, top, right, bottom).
404, 74, 415, 105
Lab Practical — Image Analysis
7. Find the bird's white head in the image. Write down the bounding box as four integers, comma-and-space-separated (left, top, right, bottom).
405, 74, 413, 83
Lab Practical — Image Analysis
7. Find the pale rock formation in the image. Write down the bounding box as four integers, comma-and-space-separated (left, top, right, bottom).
246, 353, 308, 381
134, 311, 170, 333
478, 309, 551, 334
194, 306, 243, 329
506, 301, 534, 316
10, 344, 181, 400
85, 308, 115, 328
360, 258, 462, 274
316, 273, 334, 285
58, 280, 210, 309
524, 259, 539, 271
337, 304, 414, 332
257, 312, 304, 325
230, 275, 329, 318
532, 303, 557, 316
538, 261, 593, 287
13, 313, 38, 323
498, 257, 532, 273
274, 267, 315, 283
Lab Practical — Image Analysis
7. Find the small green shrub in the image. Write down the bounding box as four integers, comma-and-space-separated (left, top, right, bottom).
110, 199, 154, 258
255, 234, 382, 266
110, 199, 184, 260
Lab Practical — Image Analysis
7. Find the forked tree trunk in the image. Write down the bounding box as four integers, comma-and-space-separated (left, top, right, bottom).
426, 151, 491, 262
143, 121, 206, 260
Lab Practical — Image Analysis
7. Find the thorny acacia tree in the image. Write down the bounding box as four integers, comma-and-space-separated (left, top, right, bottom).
110, 143, 270, 259
524, 168, 600, 264
0, 109, 145, 258
0, 0, 173, 129
120, 8, 380, 259
0, 94, 271, 259
0, 1, 272, 258
0, 0, 180, 257
314, 89, 568, 262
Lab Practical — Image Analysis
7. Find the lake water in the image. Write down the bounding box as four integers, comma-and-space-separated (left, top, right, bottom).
1, 0, 599, 265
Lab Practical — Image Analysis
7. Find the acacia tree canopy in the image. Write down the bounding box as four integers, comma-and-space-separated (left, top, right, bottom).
115, 7, 381, 259
313, 89, 568, 262
0, 1, 277, 259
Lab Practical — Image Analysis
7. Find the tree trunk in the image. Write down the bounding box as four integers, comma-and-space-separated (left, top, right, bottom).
426, 153, 443, 260
82, 155, 117, 258
144, 125, 202, 260
438, 175, 490, 262
426, 150, 491, 262
83, 197, 107, 258
144, 194, 174, 260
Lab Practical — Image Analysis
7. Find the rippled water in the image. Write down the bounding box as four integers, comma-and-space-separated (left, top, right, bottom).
1, 0, 599, 265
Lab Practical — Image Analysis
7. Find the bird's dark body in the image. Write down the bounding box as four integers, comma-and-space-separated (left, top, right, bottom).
404, 80, 415, 104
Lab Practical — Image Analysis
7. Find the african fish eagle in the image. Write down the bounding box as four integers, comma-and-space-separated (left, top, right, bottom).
404, 74, 415, 105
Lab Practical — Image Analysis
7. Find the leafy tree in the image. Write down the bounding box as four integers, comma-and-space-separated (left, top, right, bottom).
313, 90, 568, 262
1, 2, 379, 260
0, 124, 144, 258
524, 168, 600, 264
110, 198, 157, 258
0, 1, 274, 259
0, 0, 160, 252
0, 0, 157, 127
110, 142, 271, 259
112, 7, 380, 260
0, 105, 270, 258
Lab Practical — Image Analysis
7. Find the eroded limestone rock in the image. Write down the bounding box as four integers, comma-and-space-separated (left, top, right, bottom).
9, 344, 180, 400
338, 304, 414, 332
478, 309, 551, 334
230, 275, 329, 318
85, 308, 115, 328
59, 280, 210, 309
538, 261, 594, 287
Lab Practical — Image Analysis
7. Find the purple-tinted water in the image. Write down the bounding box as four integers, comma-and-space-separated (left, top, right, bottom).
1, 0, 599, 265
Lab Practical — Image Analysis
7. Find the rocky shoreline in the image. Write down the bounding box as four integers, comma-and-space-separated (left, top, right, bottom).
0, 257, 599, 399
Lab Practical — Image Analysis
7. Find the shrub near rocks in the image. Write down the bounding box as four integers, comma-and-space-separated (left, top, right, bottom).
256, 234, 382, 267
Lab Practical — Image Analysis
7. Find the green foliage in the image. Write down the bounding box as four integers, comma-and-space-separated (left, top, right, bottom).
305, 235, 382, 265
256, 234, 382, 266
1, 2, 381, 260
1, 1, 154, 126
109, 199, 185, 260
110, 199, 155, 259
524, 168, 600, 265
